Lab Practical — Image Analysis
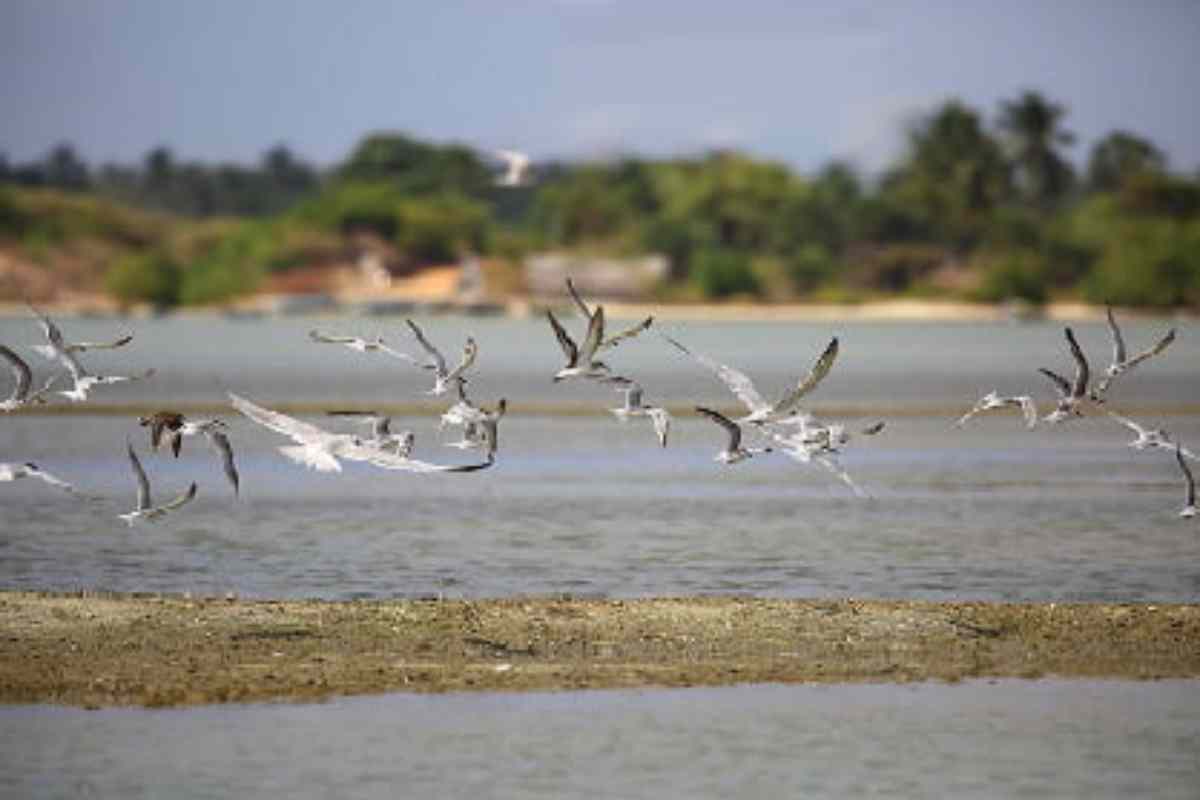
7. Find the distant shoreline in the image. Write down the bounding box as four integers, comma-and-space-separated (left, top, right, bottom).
2, 591, 1196, 708
1, 297, 1193, 323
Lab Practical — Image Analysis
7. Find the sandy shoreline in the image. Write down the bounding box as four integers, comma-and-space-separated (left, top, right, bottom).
2, 591, 1197, 708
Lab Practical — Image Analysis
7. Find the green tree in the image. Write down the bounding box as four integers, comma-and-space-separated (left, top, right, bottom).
1086, 131, 1166, 192
996, 90, 1076, 207
883, 100, 1012, 247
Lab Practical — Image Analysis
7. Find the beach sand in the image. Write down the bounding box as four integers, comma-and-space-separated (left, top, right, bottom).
2, 591, 1197, 708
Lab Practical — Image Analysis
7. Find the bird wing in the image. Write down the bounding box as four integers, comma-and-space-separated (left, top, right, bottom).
30, 466, 79, 494
773, 336, 839, 415
696, 406, 742, 451
664, 334, 768, 416
1177, 444, 1195, 507
308, 330, 359, 346
600, 316, 654, 352
376, 342, 423, 365
126, 442, 152, 511
1122, 328, 1175, 370
443, 338, 478, 384
565, 277, 593, 319
1037, 368, 1071, 398
405, 319, 447, 375
0, 344, 32, 402
68, 334, 134, 352
1064, 327, 1090, 399
860, 421, 886, 436
1105, 411, 1147, 437
546, 309, 579, 365
814, 454, 868, 499
28, 303, 66, 349
576, 305, 606, 364
1105, 306, 1126, 365
207, 431, 239, 496
355, 447, 494, 473
154, 482, 198, 514
228, 392, 330, 444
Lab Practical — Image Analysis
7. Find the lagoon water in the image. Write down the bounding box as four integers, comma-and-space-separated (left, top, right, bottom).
1, 313, 1197, 601
2, 313, 1198, 797
2, 680, 1198, 799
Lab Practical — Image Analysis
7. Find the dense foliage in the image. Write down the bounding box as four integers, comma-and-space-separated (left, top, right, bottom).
3, 90, 1198, 308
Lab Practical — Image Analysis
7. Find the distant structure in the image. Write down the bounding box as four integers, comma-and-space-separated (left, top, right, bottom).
525, 252, 669, 304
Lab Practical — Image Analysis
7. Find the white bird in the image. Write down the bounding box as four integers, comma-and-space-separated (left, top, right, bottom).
0, 344, 60, 412
547, 279, 654, 383
326, 410, 413, 455
0, 460, 85, 496
58, 368, 156, 403
230, 392, 489, 473
564, 278, 654, 352
494, 149, 531, 187
436, 383, 506, 458
405, 319, 478, 395
27, 304, 149, 403
607, 379, 671, 448
956, 391, 1038, 429
1040, 327, 1092, 423
1092, 307, 1176, 400
1106, 412, 1198, 460
695, 406, 773, 465
119, 442, 197, 525
547, 305, 611, 382
663, 333, 839, 425
1176, 444, 1196, 519
27, 303, 132, 361
308, 330, 421, 363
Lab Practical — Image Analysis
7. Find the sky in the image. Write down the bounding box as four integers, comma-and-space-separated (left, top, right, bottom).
2, 0, 1199, 174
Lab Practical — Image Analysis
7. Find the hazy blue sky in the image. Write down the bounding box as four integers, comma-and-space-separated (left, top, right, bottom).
2, 1, 1198, 173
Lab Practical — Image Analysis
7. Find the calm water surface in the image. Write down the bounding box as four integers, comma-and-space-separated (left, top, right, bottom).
2, 680, 1197, 799
1, 314, 1198, 601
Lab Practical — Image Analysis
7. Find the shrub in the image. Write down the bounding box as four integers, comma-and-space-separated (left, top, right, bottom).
105, 252, 181, 308
691, 249, 760, 299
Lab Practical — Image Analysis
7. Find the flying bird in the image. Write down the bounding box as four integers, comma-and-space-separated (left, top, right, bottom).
494, 149, 531, 186
230, 392, 489, 473
405, 319, 478, 395
565, 278, 654, 352
1040, 327, 1092, 423
0, 461, 86, 496
0, 344, 60, 412
695, 406, 773, 464
663, 332, 839, 425
119, 441, 197, 525
607, 379, 671, 448
308, 330, 421, 363
955, 391, 1038, 429
1091, 307, 1175, 400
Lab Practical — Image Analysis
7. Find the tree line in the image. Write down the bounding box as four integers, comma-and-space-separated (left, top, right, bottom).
2, 89, 1198, 308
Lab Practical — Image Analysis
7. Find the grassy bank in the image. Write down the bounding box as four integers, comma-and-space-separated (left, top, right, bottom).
1, 591, 1197, 708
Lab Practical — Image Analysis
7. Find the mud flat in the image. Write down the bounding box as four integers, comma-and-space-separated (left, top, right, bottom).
1, 591, 1197, 708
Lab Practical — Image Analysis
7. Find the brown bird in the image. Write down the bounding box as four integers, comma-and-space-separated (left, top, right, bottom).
138, 411, 186, 457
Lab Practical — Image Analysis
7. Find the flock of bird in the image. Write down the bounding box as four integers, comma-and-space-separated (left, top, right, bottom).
1, 287, 1195, 523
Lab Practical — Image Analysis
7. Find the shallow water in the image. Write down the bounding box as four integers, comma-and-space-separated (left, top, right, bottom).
2, 680, 1197, 799
2, 314, 1198, 601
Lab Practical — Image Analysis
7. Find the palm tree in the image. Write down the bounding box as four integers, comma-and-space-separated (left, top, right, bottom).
1086, 131, 1166, 192
997, 90, 1076, 208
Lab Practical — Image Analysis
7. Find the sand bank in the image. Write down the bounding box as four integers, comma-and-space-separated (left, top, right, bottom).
2, 591, 1197, 708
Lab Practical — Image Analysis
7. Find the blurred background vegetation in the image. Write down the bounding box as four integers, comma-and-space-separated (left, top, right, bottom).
2, 90, 1197, 309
